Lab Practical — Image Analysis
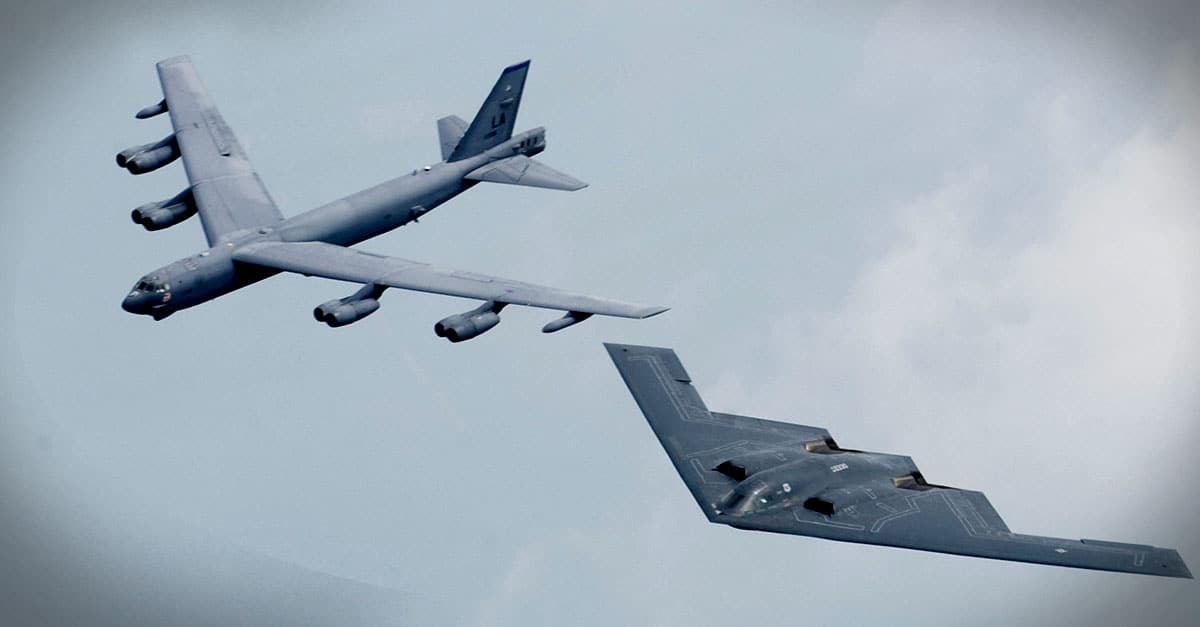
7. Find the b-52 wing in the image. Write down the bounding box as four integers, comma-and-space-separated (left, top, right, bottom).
234, 241, 668, 319
132, 55, 284, 245
605, 343, 1192, 578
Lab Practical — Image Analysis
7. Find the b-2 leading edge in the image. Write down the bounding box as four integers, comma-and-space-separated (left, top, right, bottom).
118, 57, 666, 341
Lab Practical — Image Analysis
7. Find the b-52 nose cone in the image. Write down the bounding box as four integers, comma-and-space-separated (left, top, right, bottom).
122, 291, 147, 314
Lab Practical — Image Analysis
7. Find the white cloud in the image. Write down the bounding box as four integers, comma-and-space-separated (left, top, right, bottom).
752, 42, 1200, 541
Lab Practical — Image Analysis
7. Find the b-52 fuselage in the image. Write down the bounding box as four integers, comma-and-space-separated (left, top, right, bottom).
119, 57, 665, 342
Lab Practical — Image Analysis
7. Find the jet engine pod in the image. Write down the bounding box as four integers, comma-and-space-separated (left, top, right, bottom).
125, 142, 180, 174
435, 312, 500, 342
315, 298, 380, 327
131, 188, 196, 231
434, 301, 505, 343
313, 299, 342, 322
118, 135, 179, 174
116, 143, 153, 168
313, 283, 387, 327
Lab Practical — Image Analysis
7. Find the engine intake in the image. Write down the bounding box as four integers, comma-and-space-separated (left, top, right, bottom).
131, 188, 196, 231
116, 143, 152, 167
313, 283, 387, 328
116, 134, 179, 174
434, 301, 506, 342
315, 298, 380, 327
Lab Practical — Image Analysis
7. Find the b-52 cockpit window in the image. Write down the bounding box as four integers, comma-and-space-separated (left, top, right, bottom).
136, 279, 169, 293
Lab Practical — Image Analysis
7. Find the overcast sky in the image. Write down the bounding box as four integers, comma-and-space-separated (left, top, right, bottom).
2, 1, 1198, 625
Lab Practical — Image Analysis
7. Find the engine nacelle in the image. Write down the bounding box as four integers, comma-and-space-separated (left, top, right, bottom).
125, 143, 180, 174
313, 283, 387, 328
117, 135, 179, 174
314, 298, 380, 327
434, 301, 505, 342
131, 188, 196, 231
116, 143, 152, 167
435, 311, 500, 342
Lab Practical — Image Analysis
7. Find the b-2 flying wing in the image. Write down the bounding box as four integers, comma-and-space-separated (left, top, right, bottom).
605, 343, 1192, 578
116, 57, 666, 340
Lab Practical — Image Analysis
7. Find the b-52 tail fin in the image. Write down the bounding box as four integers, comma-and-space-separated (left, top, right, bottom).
447, 60, 529, 162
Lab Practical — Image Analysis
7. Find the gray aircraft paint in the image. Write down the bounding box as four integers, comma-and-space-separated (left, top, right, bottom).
118, 57, 665, 338
6, 5, 1197, 626
606, 343, 1192, 578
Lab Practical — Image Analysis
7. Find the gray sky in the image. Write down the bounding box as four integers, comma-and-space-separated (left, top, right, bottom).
2, 1, 1198, 625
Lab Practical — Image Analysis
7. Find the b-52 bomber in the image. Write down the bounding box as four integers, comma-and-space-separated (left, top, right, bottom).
606, 343, 1191, 578
117, 57, 666, 341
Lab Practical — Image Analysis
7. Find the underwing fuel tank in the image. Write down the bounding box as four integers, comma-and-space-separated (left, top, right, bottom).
541, 311, 593, 333
136, 99, 167, 119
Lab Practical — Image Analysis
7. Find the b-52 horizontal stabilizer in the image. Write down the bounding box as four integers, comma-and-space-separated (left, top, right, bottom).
466, 155, 587, 191
605, 343, 1192, 578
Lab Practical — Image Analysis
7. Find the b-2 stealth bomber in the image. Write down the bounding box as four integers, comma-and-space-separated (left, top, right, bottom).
117, 57, 666, 341
606, 343, 1191, 578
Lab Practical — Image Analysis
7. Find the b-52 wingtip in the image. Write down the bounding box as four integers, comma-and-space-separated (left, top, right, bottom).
635, 306, 670, 319
605, 343, 1192, 579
